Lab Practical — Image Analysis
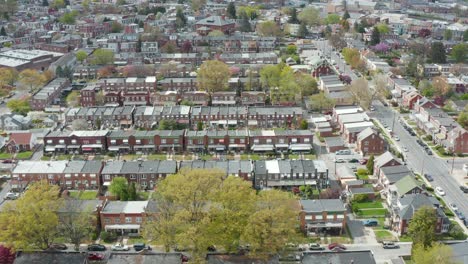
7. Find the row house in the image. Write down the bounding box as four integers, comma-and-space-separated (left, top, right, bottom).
133, 105, 191, 129
374, 151, 403, 179
249, 130, 313, 153
191, 106, 248, 128
107, 130, 185, 153
211, 91, 237, 105
76, 22, 111, 38
101, 160, 177, 190
156, 53, 210, 65
11, 160, 103, 190
97, 77, 157, 106
445, 126, 468, 154
80, 84, 99, 107
100, 200, 157, 235
66, 106, 135, 129
30, 78, 70, 111
157, 78, 198, 92
336, 112, 370, 133
185, 130, 250, 153
300, 199, 346, 236
342, 122, 375, 144
402, 90, 422, 110
73, 65, 99, 80
356, 127, 386, 156
248, 107, 303, 128
219, 52, 279, 65
241, 91, 266, 106
179, 160, 253, 180
389, 77, 416, 99
195, 16, 236, 35
253, 159, 328, 190
44, 130, 109, 154
181, 91, 210, 106
180, 35, 277, 51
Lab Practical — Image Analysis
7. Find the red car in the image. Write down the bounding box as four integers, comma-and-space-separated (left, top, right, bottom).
88, 253, 105, 261
359, 159, 368, 165
2, 159, 13, 164
328, 243, 346, 251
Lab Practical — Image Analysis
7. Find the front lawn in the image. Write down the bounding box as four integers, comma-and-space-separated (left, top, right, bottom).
352, 201, 384, 210
241, 154, 261, 160
374, 230, 396, 241
16, 151, 33, 160
304, 154, 316, 160
288, 154, 300, 159
356, 208, 388, 217
137, 191, 152, 200
147, 154, 167, 160
121, 154, 141, 161
399, 235, 412, 242
0, 152, 13, 159
128, 237, 146, 245
68, 190, 98, 200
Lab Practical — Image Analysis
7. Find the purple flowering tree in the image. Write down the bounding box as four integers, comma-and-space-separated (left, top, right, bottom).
374, 43, 390, 53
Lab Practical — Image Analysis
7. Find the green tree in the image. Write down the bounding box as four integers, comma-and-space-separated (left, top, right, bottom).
257, 21, 283, 37
366, 155, 374, 174
226, 2, 236, 19
300, 119, 308, 129
197, 121, 203, 131
111, 21, 123, 33
7, 98, 30, 116
128, 182, 137, 200
19, 69, 46, 93
0, 67, 18, 87
175, 8, 187, 29
260, 64, 282, 89
343, 10, 350, 20
51, 0, 65, 8
239, 12, 252, 32
59, 11, 78, 24
464, 29, 468, 41
91, 49, 115, 65
298, 7, 321, 26
241, 190, 300, 259
297, 23, 308, 38
444, 29, 452, 40
430, 42, 447, 63
309, 93, 335, 112
0, 181, 61, 250
76, 50, 88, 63
375, 23, 390, 34
412, 243, 458, 264
295, 73, 318, 97
457, 110, 468, 129
0, 26, 6, 36
324, 14, 340, 25
451, 43, 467, 63
197, 60, 231, 94
109, 177, 129, 201
408, 206, 437, 248
370, 27, 380, 45
66, 91, 80, 107
58, 202, 95, 251
288, 8, 299, 24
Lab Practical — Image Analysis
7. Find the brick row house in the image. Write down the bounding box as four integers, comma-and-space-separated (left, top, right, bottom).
12, 160, 103, 190
107, 130, 185, 153
100, 200, 157, 235
44, 130, 109, 154
66, 106, 135, 129
299, 199, 346, 236
30, 78, 70, 111
179, 160, 253, 180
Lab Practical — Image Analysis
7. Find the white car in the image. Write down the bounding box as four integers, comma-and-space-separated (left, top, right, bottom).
449, 203, 458, 212
111, 243, 129, 251
394, 136, 400, 141
335, 158, 346, 163
435, 187, 446, 196
4, 192, 18, 200
402, 147, 408, 152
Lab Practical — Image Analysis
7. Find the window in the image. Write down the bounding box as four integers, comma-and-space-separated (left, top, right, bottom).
114, 218, 120, 223
90, 174, 96, 178
254, 139, 259, 144
65, 174, 71, 178
59, 139, 65, 144
142, 175, 147, 179
71, 139, 77, 144
314, 215, 323, 220
130, 175, 136, 179
123, 139, 128, 144
174, 139, 179, 144
278, 138, 285, 144
230, 138, 234, 144
48, 174, 54, 179
291, 138, 297, 143
161, 139, 166, 144
125, 217, 132, 223
304, 138, 310, 143
136, 217, 142, 223
46, 140, 52, 144
136, 139, 141, 144
266, 139, 272, 143
104, 175, 110, 180
240, 139, 245, 144
110, 139, 116, 144
104, 218, 110, 224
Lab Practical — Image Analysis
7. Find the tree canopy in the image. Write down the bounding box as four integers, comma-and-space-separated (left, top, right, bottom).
197, 60, 231, 94
408, 206, 437, 248
91, 49, 115, 65
412, 243, 458, 264
451, 43, 467, 63
7, 98, 31, 116
19, 69, 46, 93
257, 21, 283, 37
324, 14, 340, 25
430, 42, 447, 64
142, 169, 300, 261
75, 50, 88, 63
0, 181, 62, 250
298, 7, 321, 26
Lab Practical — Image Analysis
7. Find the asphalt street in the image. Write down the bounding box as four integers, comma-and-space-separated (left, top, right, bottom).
370, 101, 468, 224
314, 40, 358, 80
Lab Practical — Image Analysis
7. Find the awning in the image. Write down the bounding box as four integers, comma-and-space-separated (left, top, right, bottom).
275, 144, 289, 149
208, 145, 225, 151
267, 180, 317, 186
67, 145, 80, 149
105, 224, 140, 230
55, 144, 66, 149
120, 120, 132, 125
82, 148, 93, 152
212, 100, 236, 105
45, 146, 56, 152
248, 120, 258, 126
229, 144, 246, 148
82, 144, 103, 148
251, 144, 274, 152
108, 146, 120, 151
159, 144, 181, 147
290, 144, 313, 151
103, 182, 111, 186
187, 145, 205, 149
211, 120, 238, 125
134, 145, 155, 149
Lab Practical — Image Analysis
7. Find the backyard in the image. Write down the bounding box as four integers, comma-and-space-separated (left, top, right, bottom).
68, 190, 98, 200
374, 230, 396, 242
352, 200, 388, 218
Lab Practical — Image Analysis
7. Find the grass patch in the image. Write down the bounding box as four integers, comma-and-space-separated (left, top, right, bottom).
68, 190, 98, 200
55, 154, 73, 160
0, 152, 13, 159
128, 237, 146, 245
353, 201, 384, 210
173, 155, 186, 161
374, 230, 395, 241
41, 156, 52, 161
226, 154, 235, 160
328, 235, 352, 244
304, 154, 316, 160
399, 235, 412, 242
289, 154, 300, 159
137, 191, 152, 200
357, 174, 369, 180
121, 154, 141, 161
16, 151, 33, 160
199, 154, 213, 161
357, 208, 388, 217
147, 154, 167, 160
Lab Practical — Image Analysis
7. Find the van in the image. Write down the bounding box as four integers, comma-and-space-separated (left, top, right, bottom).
362, 219, 378, 226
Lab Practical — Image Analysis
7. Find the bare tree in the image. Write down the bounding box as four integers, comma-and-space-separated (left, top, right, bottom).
58, 201, 96, 251
374, 74, 390, 100
346, 78, 372, 109
71, 119, 89, 130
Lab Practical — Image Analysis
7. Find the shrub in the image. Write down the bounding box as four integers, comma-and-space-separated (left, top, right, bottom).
424, 135, 433, 141
107, 152, 116, 157
356, 168, 369, 176
352, 193, 369, 203
101, 231, 117, 243
449, 224, 468, 240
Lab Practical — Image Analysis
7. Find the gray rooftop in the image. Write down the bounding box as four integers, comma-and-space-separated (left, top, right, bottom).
300, 199, 345, 213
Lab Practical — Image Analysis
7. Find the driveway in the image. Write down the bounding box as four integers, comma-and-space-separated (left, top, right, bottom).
346, 214, 378, 244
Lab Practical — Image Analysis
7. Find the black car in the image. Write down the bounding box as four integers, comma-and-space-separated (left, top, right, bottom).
424, 174, 434, 182
460, 185, 468, 193
416, 139, 423, 146
349, 159, 359, 163
410, 131, 416, 136
133, 243, 147, 251
426, 149, 433, 155
88, 244, 106, 251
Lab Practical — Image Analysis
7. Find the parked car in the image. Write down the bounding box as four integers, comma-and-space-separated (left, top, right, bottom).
181, 254, 190, 262
0, 174, 10, 179
328, 243, 346, 251
426, 149, 433, 155
435, 187, 445, 196
456, 211, 466, 221
402, 147, 409, 152
48, 243, 67, 251
87, 244, 106, 251
382, 241, 399, 249
460, 185, 468, 193
416, 139, 423, 146
359, 159, 368, 165
308, 243, 325, 250
2, 159, 13, 164
349, 159, 359, 163
449, 203, 458, 212
4, 192, 19, 200
111, 243, 129, 251
362, 219, 379, 227
335, 158, 346, 163
424, 174, 434, 182
393, 136, 400, 141
410, 131, 416, 136
133, 243, 147, 251
88, 253, 105, 261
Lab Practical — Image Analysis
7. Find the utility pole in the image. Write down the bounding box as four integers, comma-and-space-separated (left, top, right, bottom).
420, 155, 426, 176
